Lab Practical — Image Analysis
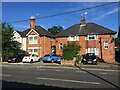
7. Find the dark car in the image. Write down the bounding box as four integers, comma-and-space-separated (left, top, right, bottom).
7, 54, 26, 63
82, 53, 98, 64
42, 54, 61, 64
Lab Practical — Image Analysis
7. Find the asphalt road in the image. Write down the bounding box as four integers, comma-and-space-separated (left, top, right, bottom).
1, 62, 120, 89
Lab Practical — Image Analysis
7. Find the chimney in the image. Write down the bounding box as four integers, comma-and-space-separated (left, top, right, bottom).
30, 16, 35, 29
80, 16, 86, 30
80, 16, 86, 25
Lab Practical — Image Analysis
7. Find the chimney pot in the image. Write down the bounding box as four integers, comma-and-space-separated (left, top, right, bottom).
30, 16, 35, 20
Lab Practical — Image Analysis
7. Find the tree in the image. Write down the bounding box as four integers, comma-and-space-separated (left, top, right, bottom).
2, 22, 27, 61
48, 26, 64, 35
62, 42, 81, 60
115, 37, 120, 46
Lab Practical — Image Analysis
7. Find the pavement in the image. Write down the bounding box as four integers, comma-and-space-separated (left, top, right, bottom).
1, 61, 120, 68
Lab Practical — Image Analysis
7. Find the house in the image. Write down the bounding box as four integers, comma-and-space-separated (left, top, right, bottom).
55, 16, 116, 63
13, 30, 26, 51
23, 16, 54, 57
13, 16, 54, 57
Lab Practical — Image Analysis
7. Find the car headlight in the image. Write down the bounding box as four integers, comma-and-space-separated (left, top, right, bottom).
93, 59, 97, 61
57, 58, 61, 61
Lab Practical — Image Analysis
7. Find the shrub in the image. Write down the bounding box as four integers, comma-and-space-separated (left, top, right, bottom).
62, 42, 81, 60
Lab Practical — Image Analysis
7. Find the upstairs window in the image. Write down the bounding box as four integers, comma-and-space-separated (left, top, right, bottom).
104, 41, 108, 49
28, 35, 38, 44
68, 36, 79, 41
86, 35, 98, 40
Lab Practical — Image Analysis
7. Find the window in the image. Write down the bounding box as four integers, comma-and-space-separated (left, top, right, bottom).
59, 43, 63, 50
69, 36, 76, 41
29, 49, 33, 54
34, 49, 38, 55
86, 35, 98, 40
29, 37, 33, 43
28, 48, 38, 55
34, 36, 38, 43
104, 41, 108, 49
86, 48, 98, 55
29, 36, 38, 44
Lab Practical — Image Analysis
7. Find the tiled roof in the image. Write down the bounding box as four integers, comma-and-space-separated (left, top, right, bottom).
19, 26, 54, 37
55, 22, 117, 37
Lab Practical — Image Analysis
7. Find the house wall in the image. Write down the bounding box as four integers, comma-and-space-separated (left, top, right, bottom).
56, 34, 115, 63
98, 34, 115, 63
22, 37, 26, 51
13, 31, 22, 49
56, 37, 68, 56
43, 36, 52, 55
26, 30, 52, 57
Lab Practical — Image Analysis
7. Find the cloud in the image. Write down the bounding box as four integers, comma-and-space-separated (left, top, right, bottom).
91, 7, 118, 21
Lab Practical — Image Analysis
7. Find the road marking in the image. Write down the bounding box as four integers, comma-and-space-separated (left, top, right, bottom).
81, 68, 120, 72
55, 69, 63, 71
0, 74, 11, 77
36, 77, 100, 85
76, 71, 86, 73
37, 66, 79, 70
37, 69, 46, 70
99, 72, 108, 75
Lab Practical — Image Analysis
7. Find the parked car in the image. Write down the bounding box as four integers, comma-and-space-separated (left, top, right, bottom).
82, 53, 98, 65
7, 54, 26, 63
22, 54, 39, 63
42, 54, 61, 64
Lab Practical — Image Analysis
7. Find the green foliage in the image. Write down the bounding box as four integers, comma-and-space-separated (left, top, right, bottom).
48, 26, 64, 35
2, 22, 27, 61
115, 37, 120, 46
62, 42, 81, 60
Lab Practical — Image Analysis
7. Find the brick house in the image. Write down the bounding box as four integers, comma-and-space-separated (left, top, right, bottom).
55, 17, 116, 63
16, 16, 54, 57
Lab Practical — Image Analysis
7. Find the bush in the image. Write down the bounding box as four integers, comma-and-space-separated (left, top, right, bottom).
62, 42, 81, 60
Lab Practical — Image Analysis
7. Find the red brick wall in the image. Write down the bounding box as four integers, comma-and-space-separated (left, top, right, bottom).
56, 37, 68, 56
56, 34, 115, 63
98, 35, 115, 63
26, 30, 52, 57
43, 36, 52, 55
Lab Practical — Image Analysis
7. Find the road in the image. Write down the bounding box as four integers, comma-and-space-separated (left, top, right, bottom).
1, 62, 120, 89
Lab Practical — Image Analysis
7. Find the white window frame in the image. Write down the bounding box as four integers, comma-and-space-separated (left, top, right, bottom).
85, 35, 98, 40
59, 43, 63, 50
28, 47, 38, 55
28, 35, 38, 44
104, 40, 108, 49
86, 48, 98, 55
68, 36, 78, 41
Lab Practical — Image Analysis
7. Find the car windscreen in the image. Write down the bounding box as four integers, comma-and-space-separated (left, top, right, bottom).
24, 54, 31, 56
44, 54, 50, 57
85, 55, 96, 59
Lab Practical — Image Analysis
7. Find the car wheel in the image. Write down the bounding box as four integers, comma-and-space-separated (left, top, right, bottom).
31, 59, 33, 63
51, 60, 54, 63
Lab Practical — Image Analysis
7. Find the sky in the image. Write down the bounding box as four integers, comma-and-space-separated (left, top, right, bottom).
2, 2, 119, 37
